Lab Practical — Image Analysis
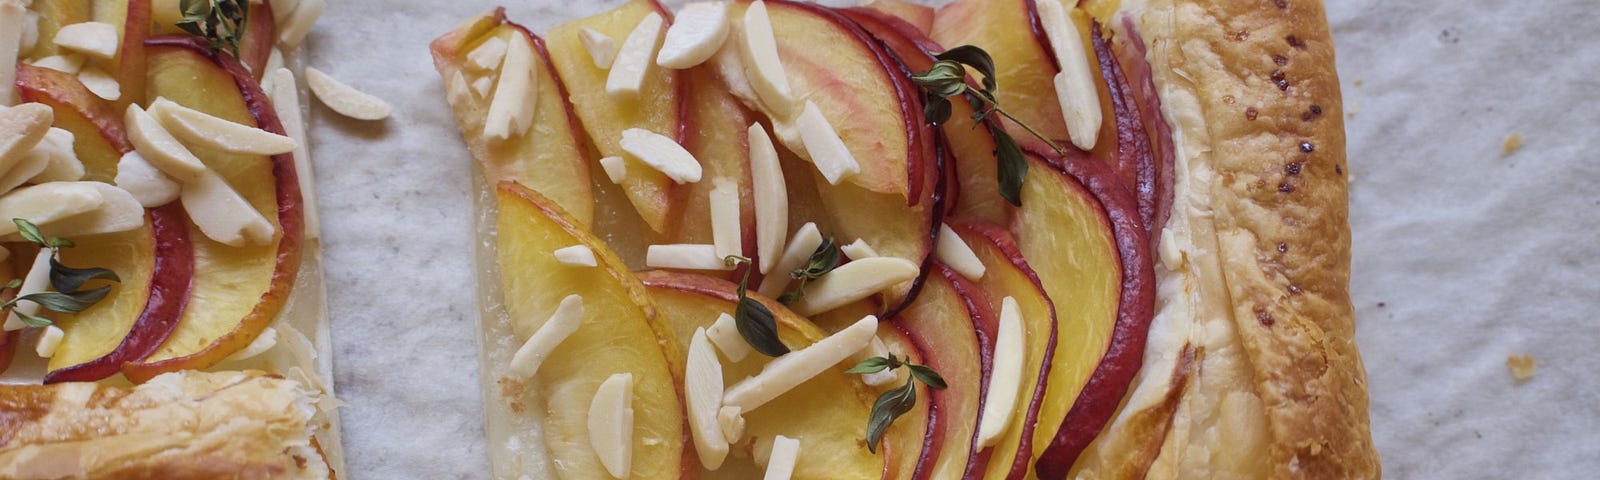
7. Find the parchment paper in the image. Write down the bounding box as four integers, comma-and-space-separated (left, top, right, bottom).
302, 0, 1600, 478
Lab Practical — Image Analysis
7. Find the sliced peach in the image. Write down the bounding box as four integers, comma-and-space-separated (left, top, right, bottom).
488, 183, 687, 479
431, 11, 596, 226
946, 220, 1057, 480
894, 263, 996, 479
28, 0, 92, 58
1018, 152, 1155, 478
862, 0, 934, 36
545, 0, 682, 233
637, 270, 888, 480
14, 64, 129, 182
876, 325, 931, 480
714, 0, 923, 201
123, 37, 304, 383
663, 67, 757, 280
87, 0, 152, 111
931, 0, 1068, 152
236, 0, 276, 80
806, 166, 938, 317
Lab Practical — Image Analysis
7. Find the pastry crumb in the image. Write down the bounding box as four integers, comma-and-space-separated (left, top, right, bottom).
1501, 133, 1523, 157
1353, 78, 1365, 86
1506, 353, 1535, 381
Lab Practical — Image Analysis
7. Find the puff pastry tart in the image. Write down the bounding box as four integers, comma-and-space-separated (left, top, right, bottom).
435, 0, 1377, 478
0, 0, 342, 477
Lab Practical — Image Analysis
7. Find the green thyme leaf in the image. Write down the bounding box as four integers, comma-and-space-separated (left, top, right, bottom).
993, 127, 1028, 207
19, 287, 113, 315
778, 237, 841, 305
934, 45, 997, 92
845, 356, 892, 374
50, 258, 120, 294
15, 310, 52, 328
13, 218, 44, 245
923, 96, 953, 125
907, 365, 948, 390
46, 237, 74, 249
734, 296, 789, 357
175, 0, 249, 57
4, 278, 21, 290
866, 380, 917, 453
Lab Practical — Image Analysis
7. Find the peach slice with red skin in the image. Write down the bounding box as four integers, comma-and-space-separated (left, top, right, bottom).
545, 0, 683, 234
85, 0, 153, 112
28, 0, 92, 58
861, 0, 934, 36
893, 262, 998, 479
931, 0, 1068, 153
638, 270, 888, 479
431, 10, 596, 227
121, 36, 305, 383
664, 67, 759, 284
14, 64, 129, 182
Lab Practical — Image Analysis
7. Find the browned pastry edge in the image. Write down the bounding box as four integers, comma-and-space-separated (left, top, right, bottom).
0, 370, 331, 480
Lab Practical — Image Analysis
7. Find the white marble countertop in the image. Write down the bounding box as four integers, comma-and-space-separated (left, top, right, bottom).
301, 0, 1599, 478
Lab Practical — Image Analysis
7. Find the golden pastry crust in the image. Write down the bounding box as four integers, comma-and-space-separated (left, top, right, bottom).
1074, 0, 1379, 477
0, 371, 331, 480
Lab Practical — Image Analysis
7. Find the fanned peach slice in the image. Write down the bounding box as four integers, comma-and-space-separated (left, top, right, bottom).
931, 0, 1068, 152
806, 163, 938, 317
545, 0, 682, 233
637, 270, 888, 480
862, 0, 934, 36
14, 64, 128, 182
432, 10, 596, 226
83, 0, 151, 111
894, 263, 997, 479
235, 0, 277, 80
1014, 152, 1154, 478
662, 67, 756, 278
875, 326, 931, 480
713, 0, 923, 201
491, 183, 686, 480
27, 0, 91, 58
122, 37, 304, 383
946, 220, 1057, 480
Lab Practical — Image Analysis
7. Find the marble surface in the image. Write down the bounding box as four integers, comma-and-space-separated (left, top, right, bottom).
299, 0, 1598, 478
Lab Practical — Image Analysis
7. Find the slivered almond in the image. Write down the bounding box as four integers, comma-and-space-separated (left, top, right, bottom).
32, 183, 144, 238
724, 315, 878, 412
270, 0, 301, 25
588, 372, 636, 479
706, 312, 750, 362
0, 103, 52, 167
182, 169, 276, 246
553, 245, 598, 267
645, 244, 731, 271
264, 48, 285, 75
0, 182, 104, 238
936, 224, 986, 280
598, 156, 627, 184
717, 405, 746, 442
791, 257, 919, 316
34, 325, 64, 357
465, 36, 508, 72
125, 103, 206, 183
605, 12, 665, 100
738, 0, 795, 117
840, 239, 877, 260
762, 435, 800, 480
483, 34, 537, 141
30, 54, 85, 74
508, 294, 584, 378
756, 222, 821, 297
76, 66, 119, 101
28, 128, 84, 183
52, 22, 118, 60
794, 101, 860, 185
656, 1, 730, 70
748, 123, 786, 275
619, 128, 702, 184
856, 336, 901, 387
0, 1, 24, 105
306, 67, 391, 121
579, 27, 618, 70
709, 178, 741, 259
150, 98, 297, 155
977, 296, 1026, 447
469, 75, 493, 99
686, 327, 730, 470
114, 152, 178, 207
223, 327, 278, 362
0, 141, 50, 195
15, 9, 34, 62
277, 0, 323, 49
3, 249, 52, 331
1038, 0, 1101, 150
265, 68, 321, 239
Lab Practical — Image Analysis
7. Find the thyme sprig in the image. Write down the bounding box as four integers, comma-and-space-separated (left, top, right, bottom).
847, 354, 948, 453
724, 255, 789, 357
176, 0, 250, 58
4, 219, 121, 327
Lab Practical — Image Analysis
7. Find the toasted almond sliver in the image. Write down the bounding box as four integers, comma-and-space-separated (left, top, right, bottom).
0, 182, 105, 238
465, 36, 509, 72
306, 67, 391, 121
790, 257, 919, 316
0, 103, 53, 166
748, 124, 786, 275
605, 12, 665, 100
37, 182, 147, 238
739, 0, 795, 117
51, 22, 119, 60
508, 295, 584, 378
552, 245, 598, 267
125, 103, 206, 183
0, 140, 51, 195
656, 1, 730, 70
35, 325, 65, 357
264, 48, 285, 75
598, 156, 627, 184
840, 238, 878, 260
265, 68, 321, 239
3, 250, 53, 331
724, 316, 878, 412
706, 312, 750, 362
619, 128, 702, 184
30, 54, 85, 75
936, 223, 987, 280
579, 27, 617, 70
76, 66, 120, 101
756, 222, 821, 297
588, 373, 636, 479
182, 169, 277, 247
115, 151, 181, 207
763, 435, 800, 480
277, 0, 324, 49
151, 98, 298, 155
1038, 0, 1101, 151
709, 178, 741, 259
793, 101, 860, 185
0, 2, 24, 105
645, 244, 731, 271
28, 128, 84, 183
686, 327, 729, 470
483, 34, 538, 141
977, 296, 1026, 447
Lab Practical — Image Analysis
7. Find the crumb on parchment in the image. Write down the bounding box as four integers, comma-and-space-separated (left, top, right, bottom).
1502, 133, 1523, 157
1506, 353, 1535, 381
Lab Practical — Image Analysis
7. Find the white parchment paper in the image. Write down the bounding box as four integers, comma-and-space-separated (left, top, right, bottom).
301, 0, 1600, 478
